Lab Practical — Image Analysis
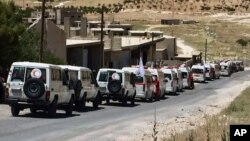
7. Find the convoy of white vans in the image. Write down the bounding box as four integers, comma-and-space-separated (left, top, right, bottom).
191, 64, 206, 82
4, 60, 244, 117
96, 68, 136, 105
160, 67, 178, 94
122, 67, 155, 101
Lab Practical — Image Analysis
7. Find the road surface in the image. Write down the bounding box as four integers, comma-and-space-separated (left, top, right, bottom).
0, 70, 250, 141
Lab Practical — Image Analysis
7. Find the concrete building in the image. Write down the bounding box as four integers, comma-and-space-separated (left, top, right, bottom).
26, 12, 179, 70
156, 35, 177, 61
28, 18, 66, 62
161, 19, 198, 25
161, 19, 182, 25
104, 34, 165, 69
25, 8, 85, 26
24, 10, 55, 25
128, 30, 164, 38
63, 17, 87, 38
88, 21, 102, 29
90, 28, 125, 37
63, 17, 103, 70
107, 24, 132, 35
55, 8, 84, 26
183, 20, 198, 24
66, 39, 102, 71
173, 51, 202, 67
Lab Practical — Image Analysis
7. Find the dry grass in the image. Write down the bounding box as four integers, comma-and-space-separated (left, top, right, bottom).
162, 86, 250, 141
9, 0, 123, 7
154, 20, 250, 62
63, 0, 123, 7
11, 0, 250, 13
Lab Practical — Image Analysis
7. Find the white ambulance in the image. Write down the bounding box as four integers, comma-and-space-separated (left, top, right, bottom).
160, 67, 178, 94
220, 60, 232, 76
191, 64, 206, 82
96, 68, 136, 105
172, 68, 184, 92
147, 68, 166, 98
122, 67, 155, 101
59, 65, 101, 110
179, 67, 194, 89
6, 62, 74, 117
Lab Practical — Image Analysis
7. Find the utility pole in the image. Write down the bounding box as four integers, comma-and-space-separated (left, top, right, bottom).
151, 32, 155, 65
172, 0, 175, 18
204, 39, 207, 64
100, 5, 104, 68
39, 0, 46, 62
151, 32, 153, 59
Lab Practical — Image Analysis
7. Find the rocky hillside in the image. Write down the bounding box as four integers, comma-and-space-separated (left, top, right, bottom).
122, 0, 250, 12
13, 0, 250, 12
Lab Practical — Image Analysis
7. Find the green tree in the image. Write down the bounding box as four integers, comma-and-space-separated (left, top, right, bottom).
0, 1, 65, 68
0, 1, 26, 68
18, 29, 39, 62
43, 50, 65, 65
236, 38, 248, 49
19, 29, 65, 65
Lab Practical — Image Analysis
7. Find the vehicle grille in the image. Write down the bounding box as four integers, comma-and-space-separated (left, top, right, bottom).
11, 89, 22, 97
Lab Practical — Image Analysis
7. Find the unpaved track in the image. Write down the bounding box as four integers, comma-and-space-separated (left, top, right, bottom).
0, 70, 250, 141
146, 25, 197, 56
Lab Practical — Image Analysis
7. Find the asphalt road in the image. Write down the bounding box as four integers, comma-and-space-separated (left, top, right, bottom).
0, 70, 250, 141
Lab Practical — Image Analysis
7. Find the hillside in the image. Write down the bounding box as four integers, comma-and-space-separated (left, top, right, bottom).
121, 0, 250, 12
11, 0, 250, 12
8, 0, 250, 63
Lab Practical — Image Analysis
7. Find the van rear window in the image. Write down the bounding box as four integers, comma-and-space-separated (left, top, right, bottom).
99, 71, 122, 82
182, 72, 188, 78
134, 76, 143, 83
99, 71, 108, 82
11, 67, 25, 82
192, 69, 203, 73
164, 74, 172, 80
205, 68, 209, 73
221, 65, 227, 70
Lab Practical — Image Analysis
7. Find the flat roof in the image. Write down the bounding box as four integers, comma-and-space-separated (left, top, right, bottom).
91, 28, 124, 32
147, 31, 164, 34
121, 36, 165, 49
88, 21, 101, 24
129, 30, 164, 34
108, 24, 132, 27
104, 36, 165, 51
129, 30, 146, 34
70, 27, 81, 30
175, 54, 192, 58
66, 39, 100, 46
163, 35, 176, 39
192, 51, 201, 56
156, 48, 167, 51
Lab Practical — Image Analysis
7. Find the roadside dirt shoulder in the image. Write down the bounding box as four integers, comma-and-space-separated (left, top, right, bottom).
116, 78, 250, 141
0, 104, 11, 120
